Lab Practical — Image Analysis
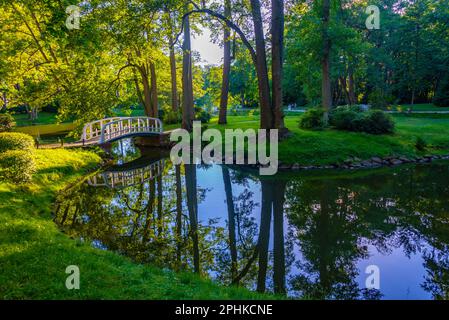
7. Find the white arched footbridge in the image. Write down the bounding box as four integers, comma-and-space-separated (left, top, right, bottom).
81, 117, 163, 145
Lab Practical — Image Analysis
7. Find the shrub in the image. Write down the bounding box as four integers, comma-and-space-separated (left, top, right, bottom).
195, 107, 212, 123
415, 136, 427, 152
299, 108, 325, 129
0, 132, 35, 153
329, 107, 394, 134
362, 110, 395, 134
0, 150, 36, 183
329, 107, 359, 131
0, 113, 14, 132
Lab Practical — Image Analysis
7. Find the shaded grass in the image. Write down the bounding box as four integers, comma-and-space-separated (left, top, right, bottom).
12, 112, 73, 127
0, 149, 269, 299
13, 123, 76, 137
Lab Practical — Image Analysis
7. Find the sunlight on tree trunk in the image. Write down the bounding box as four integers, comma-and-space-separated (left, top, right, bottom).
218, 0, 232, 125
271, 0, 288, 136
182, 6, 195, 131
321, 0, 332, 123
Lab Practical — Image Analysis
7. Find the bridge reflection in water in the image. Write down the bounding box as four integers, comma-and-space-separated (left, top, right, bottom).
87, 159, 165, 189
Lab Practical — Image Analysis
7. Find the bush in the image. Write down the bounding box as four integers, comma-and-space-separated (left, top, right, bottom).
362, 110, 395, 134
329, 107, 359, 131
0, 150, 36, 183
415, 136, 427, 152
195, 107, 212, 123
0, 113, 14, 132
299, 108, 325, 130
0, 132, 35, 153
330, 107, 394, 134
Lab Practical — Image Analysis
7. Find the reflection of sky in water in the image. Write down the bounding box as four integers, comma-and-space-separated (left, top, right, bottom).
356, 244, 430, 300
195, 165, 434, 300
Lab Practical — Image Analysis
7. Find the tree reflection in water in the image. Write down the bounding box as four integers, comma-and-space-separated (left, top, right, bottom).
54, 159, 449, 299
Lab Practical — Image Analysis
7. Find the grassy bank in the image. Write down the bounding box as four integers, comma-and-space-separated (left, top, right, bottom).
0, 149, 266, 299
206, 114, 449, 166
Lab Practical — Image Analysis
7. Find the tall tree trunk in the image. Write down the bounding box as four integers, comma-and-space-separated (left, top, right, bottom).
250, 0, 273, 130
141, 67, 153, 117
182, 8, 195, 131
271, 0, 288, 136
321, 0, 332, 123
150, 61, 158, 117
218, 0, 232, 125
222, 166, 238, 282
167, 12, 179, 112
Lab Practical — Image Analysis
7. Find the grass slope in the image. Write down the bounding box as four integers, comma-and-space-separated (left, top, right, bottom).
0, 149, 266, 299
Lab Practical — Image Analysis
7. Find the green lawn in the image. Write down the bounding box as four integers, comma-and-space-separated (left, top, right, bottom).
0, 149, 268, 299
206, 114, 449, 165
10, 108, 449, 167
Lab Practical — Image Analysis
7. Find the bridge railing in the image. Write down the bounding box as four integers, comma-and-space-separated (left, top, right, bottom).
101, 117, 163, 144
82, 117, 125, 142
82, 117, 163, 144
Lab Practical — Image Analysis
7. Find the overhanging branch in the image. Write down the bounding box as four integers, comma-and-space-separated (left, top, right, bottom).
173, 8, 257, 65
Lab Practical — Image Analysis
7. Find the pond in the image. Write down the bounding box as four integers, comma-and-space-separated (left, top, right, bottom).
54, 139, 449, 300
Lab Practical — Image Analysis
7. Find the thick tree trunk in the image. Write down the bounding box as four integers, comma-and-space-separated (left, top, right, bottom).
271, 0, 288, 136
182, 11, 195, 131
218, 0, 232, 125
141, 68, 153, 117
250, 0, 273, 130
150, 61, 158, 117
321, 0, 332, 123
167, 12, 179, 112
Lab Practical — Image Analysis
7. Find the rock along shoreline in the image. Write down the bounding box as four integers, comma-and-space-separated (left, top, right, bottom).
277, 154, 449, 171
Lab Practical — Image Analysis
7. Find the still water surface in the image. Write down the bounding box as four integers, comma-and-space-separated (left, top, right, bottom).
54, 140, 449, 299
